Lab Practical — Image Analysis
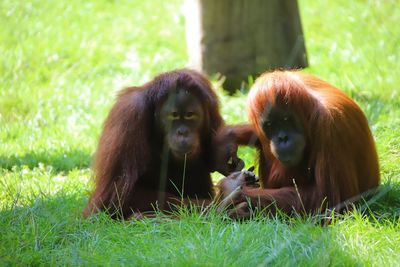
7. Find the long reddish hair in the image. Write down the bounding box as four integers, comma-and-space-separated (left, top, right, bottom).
247, 71, 380, 208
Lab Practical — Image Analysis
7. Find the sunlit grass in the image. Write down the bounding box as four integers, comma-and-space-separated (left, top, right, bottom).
1, 0, 399, 265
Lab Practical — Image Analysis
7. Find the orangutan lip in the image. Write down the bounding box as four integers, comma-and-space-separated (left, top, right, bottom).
171, 149, 192, 158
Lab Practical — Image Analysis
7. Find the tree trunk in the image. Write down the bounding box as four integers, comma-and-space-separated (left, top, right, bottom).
185, 0, 308, 92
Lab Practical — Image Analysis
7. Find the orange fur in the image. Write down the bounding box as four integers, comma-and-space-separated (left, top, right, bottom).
245, 71, 380, 213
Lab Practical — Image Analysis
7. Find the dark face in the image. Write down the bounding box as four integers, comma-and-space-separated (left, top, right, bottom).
158, 89, 204, 161
260, 105, 306, 167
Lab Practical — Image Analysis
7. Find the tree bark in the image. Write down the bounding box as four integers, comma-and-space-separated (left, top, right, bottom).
185, 0, 308, 92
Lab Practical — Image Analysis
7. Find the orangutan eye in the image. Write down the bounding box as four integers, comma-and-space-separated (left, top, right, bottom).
168, 111, 180, 120
184, 112, 197, 120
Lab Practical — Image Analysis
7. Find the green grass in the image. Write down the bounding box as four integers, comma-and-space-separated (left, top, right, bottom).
1, 0, 399, 265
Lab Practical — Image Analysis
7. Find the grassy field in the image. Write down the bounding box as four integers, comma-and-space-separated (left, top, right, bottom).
1, 0, 399, 265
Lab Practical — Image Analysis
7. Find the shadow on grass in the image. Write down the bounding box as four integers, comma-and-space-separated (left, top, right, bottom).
364, 181, 400, 222
1, 181, 400, 265
0, 193, 362, 266
0, 150, 92, 172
